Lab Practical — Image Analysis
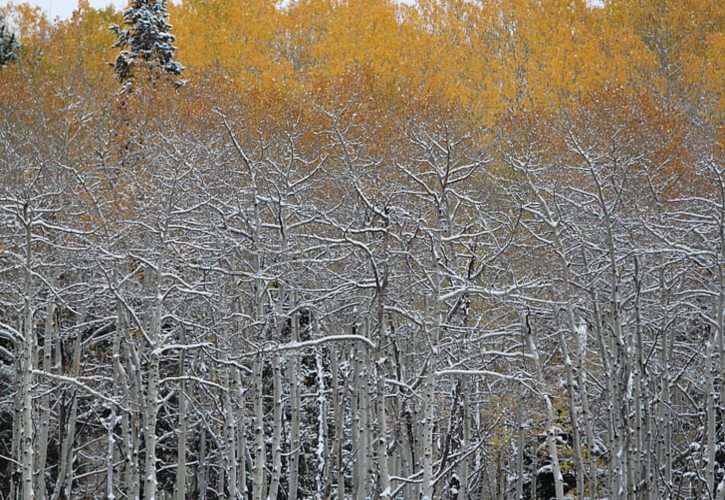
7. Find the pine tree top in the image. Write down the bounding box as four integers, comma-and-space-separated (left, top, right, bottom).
110, 0, 184, 89
0, 14, 19, 68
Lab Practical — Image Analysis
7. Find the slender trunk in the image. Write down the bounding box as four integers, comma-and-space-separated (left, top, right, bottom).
376, 361, 391, 498
523, 312, 564, 500
20, 205, 35, 500
34, 303, 55, 500
633, 257, 647, 497
455, 379, 469, 499
315, 351, 328, 500
515, 383, 524, 500
556, 324, 584, 495
106, 305, 123, 500
707, 335, 717, 498
351, 345, 360, 497
330, 346, 345, 500
174, 349, 189, 500
50, 313, 84, 500
252, 356, 265, 500
105, 401, 116, 500
267, 358, 283, 500
715, 195, 725, 500
575, 319, 598, 499
143, 353, 160, 500
422, 372, 435, 500
234, 368, 247, 498
222, 364, 239, 498
198, 425, 207, 500
143, 251, 166, 500
118, 306, 142, 500
288, 313, 301, 500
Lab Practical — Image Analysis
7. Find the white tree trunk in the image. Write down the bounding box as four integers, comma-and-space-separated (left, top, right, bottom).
19, 205, 35, 500
174, 350, 189, 500
267, 358, 283, 500
523, 313, 564, 500
34, 303, 55, 500
288, 314, 301, 499
252, 356, 265, 500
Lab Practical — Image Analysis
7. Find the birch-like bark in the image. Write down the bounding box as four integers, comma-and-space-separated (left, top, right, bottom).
105, 402, 116, 500
217, 390, 227, 498
174, 347, 189, 500
198, 424, 207, 500
267, 358, 283, 500
108, 305, 125, 500
117, 305, 142, 500
421, 371, 435, 500
515, 382, 524, 500
127, 361, 142, 500
50, 306, 85, 500
222, 364, 239, 498
351, 344, 362, 499
375, 359, 391, 498
633, 257, 648, 497
330, 345, 345, 500
19, 203, 35, 500
361, 323, 373, 498
288, 312, 301, 500
574, 318, 598, 499
658, 267, 673, 490
556, 324, 584, 494
143, 254, 165, 500
34, 303, 55, 500
353, 340, 370, 500
421, 272, 443, 500
460, 379, 471, 500
714, 172, 725, 500
252, 356, 265, 500
233, 366, 247, 499
523, 312, 564, 500
706, 335, 717, 498
315, 350, 328, 500
375, 215, 391, 498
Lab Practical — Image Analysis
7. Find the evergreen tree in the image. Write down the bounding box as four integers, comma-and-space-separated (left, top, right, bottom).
110, 0, 184, 89
0, 14, 18, 67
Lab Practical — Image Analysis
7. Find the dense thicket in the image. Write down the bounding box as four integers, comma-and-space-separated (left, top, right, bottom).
0, 0, 722, 499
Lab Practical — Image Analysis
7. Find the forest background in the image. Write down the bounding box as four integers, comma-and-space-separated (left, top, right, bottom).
0, 0, 723, 498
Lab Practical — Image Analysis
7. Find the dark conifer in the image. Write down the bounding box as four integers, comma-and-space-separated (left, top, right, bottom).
110, 0, 183, 90
0, 15, 19, 68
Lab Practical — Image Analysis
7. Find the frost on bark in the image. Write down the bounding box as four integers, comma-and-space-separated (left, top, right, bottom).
0, 77, 721, 500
